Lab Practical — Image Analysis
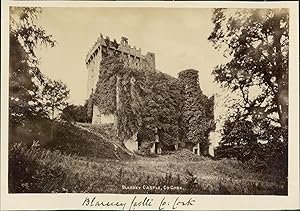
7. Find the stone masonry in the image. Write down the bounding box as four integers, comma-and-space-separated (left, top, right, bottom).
85, 33, 156, 125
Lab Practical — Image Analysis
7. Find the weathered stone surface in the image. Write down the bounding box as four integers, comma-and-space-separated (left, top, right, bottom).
100, 114, 115, 125
86, 33, 156, 125
192, 143, 200, 156
124, 132, 138, 152
92, 105, 101, 124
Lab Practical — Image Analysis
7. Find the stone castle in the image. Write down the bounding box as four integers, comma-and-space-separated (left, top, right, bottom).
86, 34, 215, 156
85, 34, 156, 125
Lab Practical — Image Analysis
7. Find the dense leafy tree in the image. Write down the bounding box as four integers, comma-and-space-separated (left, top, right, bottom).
215, 113, 287, 175
209, 9, 288, 174
216, 115, 259, 161
208, 8, 288, 128
61, 103, 89, 123
37, 78, 69, 139
9, 7, 56, 126
139, 71, 182, 149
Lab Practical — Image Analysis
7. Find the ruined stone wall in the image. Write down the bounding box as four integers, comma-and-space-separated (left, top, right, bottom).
92, 105, 101, 124
124, 132, 138, 152
178, 69, 215, 156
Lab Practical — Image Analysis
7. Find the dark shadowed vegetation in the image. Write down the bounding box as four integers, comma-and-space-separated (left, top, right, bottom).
209, 8, 289, 178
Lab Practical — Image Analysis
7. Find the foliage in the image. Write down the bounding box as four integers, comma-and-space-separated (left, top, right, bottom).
215, 114, 288, 176
9, 7, 56, 126
86, 97, 93, 123
61, 103, 89, 123
9, 143, 66, 193
178, 69, 215, 152
209, 8, 288, 174
140, 71, 183, 148
9, 117, 52, 146
92, 55, 188, 150
92, 55, 119, 114
115, 67, 145, 140
33, 78, 69, 139
208, 8, 288, 128
37, 78, 70, 120
216, 116, 259, 161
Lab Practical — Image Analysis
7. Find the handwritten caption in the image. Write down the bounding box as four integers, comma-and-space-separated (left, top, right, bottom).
82, 196, 196, 210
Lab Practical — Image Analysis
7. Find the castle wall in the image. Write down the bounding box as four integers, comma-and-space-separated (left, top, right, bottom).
86, 34, 156, 126
92, 105, 101, 124
192, 143, 201, 156
124, 132, 138, 152
86, 35, 155, 73
208, 131, 217, 157
86, 45, 102, 98
185, 142, 201, 156
92, 105, 115, 124
100, 114, 115, 124
150, 142, 162, 154
150, 143, 156, 154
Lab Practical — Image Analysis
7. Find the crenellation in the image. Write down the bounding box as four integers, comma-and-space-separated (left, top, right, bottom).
86, 33, 156, 124
85, 33, 155, 68
86, 33, 156, 104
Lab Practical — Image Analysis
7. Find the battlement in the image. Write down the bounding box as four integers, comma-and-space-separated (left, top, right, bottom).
85, 33, 155, 67
85, 33, 156, 104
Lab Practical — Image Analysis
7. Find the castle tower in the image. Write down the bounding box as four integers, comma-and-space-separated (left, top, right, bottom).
85, 33, 156, 124
178, 69, 214, 156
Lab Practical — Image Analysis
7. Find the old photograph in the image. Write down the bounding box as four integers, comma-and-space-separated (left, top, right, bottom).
7, 6, 290, 196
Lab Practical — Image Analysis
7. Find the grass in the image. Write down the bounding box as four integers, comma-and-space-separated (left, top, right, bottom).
8, 121, 288, 195
8, 142, 287, 195
46, 122, 132, 160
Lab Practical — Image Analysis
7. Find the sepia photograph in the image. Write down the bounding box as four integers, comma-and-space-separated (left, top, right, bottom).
7, 6, 291, 195
1, 1, 299, 210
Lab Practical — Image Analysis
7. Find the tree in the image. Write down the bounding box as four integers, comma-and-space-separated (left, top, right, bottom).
61, 104, 88, 123
208, 8, 288, 129
215, 113, 287, 175
9, 7, 56, 126
215, 114, 259, 162
209, 9, 288, 173
38, 78, 70, 140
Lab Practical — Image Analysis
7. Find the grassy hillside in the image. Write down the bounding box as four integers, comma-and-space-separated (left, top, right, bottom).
8, 122, 287, 195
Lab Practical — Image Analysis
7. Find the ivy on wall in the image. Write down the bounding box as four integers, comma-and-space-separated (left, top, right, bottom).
92, 56, 120, 114
178, 69, 215, 153
90, 53, 214, 154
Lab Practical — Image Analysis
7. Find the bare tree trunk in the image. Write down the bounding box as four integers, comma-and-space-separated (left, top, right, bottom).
50, 108, 54, 140
115, 75, 120, 137
277, 85, 288, 128
273, 11, 288, 129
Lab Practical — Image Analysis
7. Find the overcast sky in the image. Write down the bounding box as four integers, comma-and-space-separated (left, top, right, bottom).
36, 7, 229, 105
